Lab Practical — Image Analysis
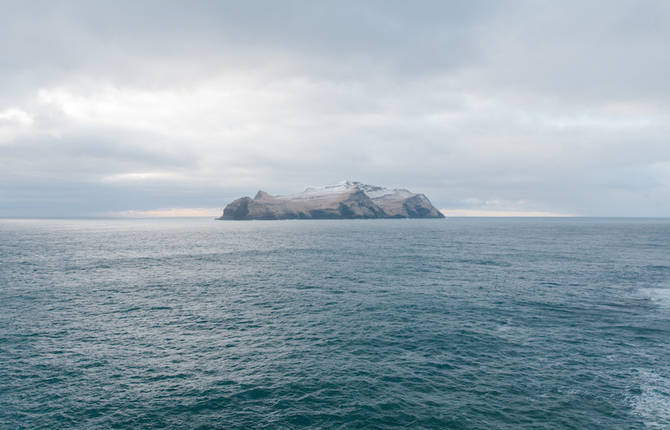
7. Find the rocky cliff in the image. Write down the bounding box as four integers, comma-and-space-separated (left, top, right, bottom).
218, 181, 444, 220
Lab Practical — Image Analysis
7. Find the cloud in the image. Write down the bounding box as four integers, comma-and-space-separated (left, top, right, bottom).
1, 1, 669, 217
0, 108, 33, 126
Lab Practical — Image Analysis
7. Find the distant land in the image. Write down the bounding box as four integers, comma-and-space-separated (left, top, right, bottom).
218, 181, 445, 220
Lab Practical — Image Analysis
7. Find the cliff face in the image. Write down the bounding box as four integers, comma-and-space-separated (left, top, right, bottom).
218, 181, 444, 220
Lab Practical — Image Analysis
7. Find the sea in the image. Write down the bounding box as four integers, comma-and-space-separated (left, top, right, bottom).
1, 217, 669, 429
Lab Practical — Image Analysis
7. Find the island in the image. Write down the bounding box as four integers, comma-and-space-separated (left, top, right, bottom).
218, 181, 445, 220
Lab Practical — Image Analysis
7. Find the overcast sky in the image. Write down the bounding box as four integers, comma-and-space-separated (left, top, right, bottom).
1, 0, 669, 217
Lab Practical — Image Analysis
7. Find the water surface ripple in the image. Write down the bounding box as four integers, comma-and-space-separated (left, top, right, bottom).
1, 218, 669, 428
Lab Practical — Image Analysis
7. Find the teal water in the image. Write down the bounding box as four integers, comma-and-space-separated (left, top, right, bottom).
1, 218, 669, 429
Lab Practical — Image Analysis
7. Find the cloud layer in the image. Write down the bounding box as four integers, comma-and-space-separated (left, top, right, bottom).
1, 1, 669, 216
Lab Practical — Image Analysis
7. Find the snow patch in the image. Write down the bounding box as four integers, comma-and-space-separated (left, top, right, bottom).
296, 180, 415, 200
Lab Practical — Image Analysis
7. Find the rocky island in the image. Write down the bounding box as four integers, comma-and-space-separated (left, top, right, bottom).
218, 181, 444, 220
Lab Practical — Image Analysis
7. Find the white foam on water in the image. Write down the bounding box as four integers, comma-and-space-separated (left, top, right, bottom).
638, 288, 670, 307
631, 369, 670, 429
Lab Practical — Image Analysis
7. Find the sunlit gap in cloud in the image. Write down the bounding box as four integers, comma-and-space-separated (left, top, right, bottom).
440, 209, 576, 217
100, 172, 190, 183
109, 207, 574, 218
105, 207, 220, 218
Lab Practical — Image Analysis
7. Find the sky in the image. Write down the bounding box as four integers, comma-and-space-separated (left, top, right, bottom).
1, 0, 669, 217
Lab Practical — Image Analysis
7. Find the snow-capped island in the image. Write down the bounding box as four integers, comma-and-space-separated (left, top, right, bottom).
218, 181, 445, 220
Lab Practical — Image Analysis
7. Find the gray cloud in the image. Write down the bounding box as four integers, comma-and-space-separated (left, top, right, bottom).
1, 1, 669, 216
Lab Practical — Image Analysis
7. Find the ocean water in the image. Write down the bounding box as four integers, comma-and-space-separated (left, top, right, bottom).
1, 217, 669, 429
